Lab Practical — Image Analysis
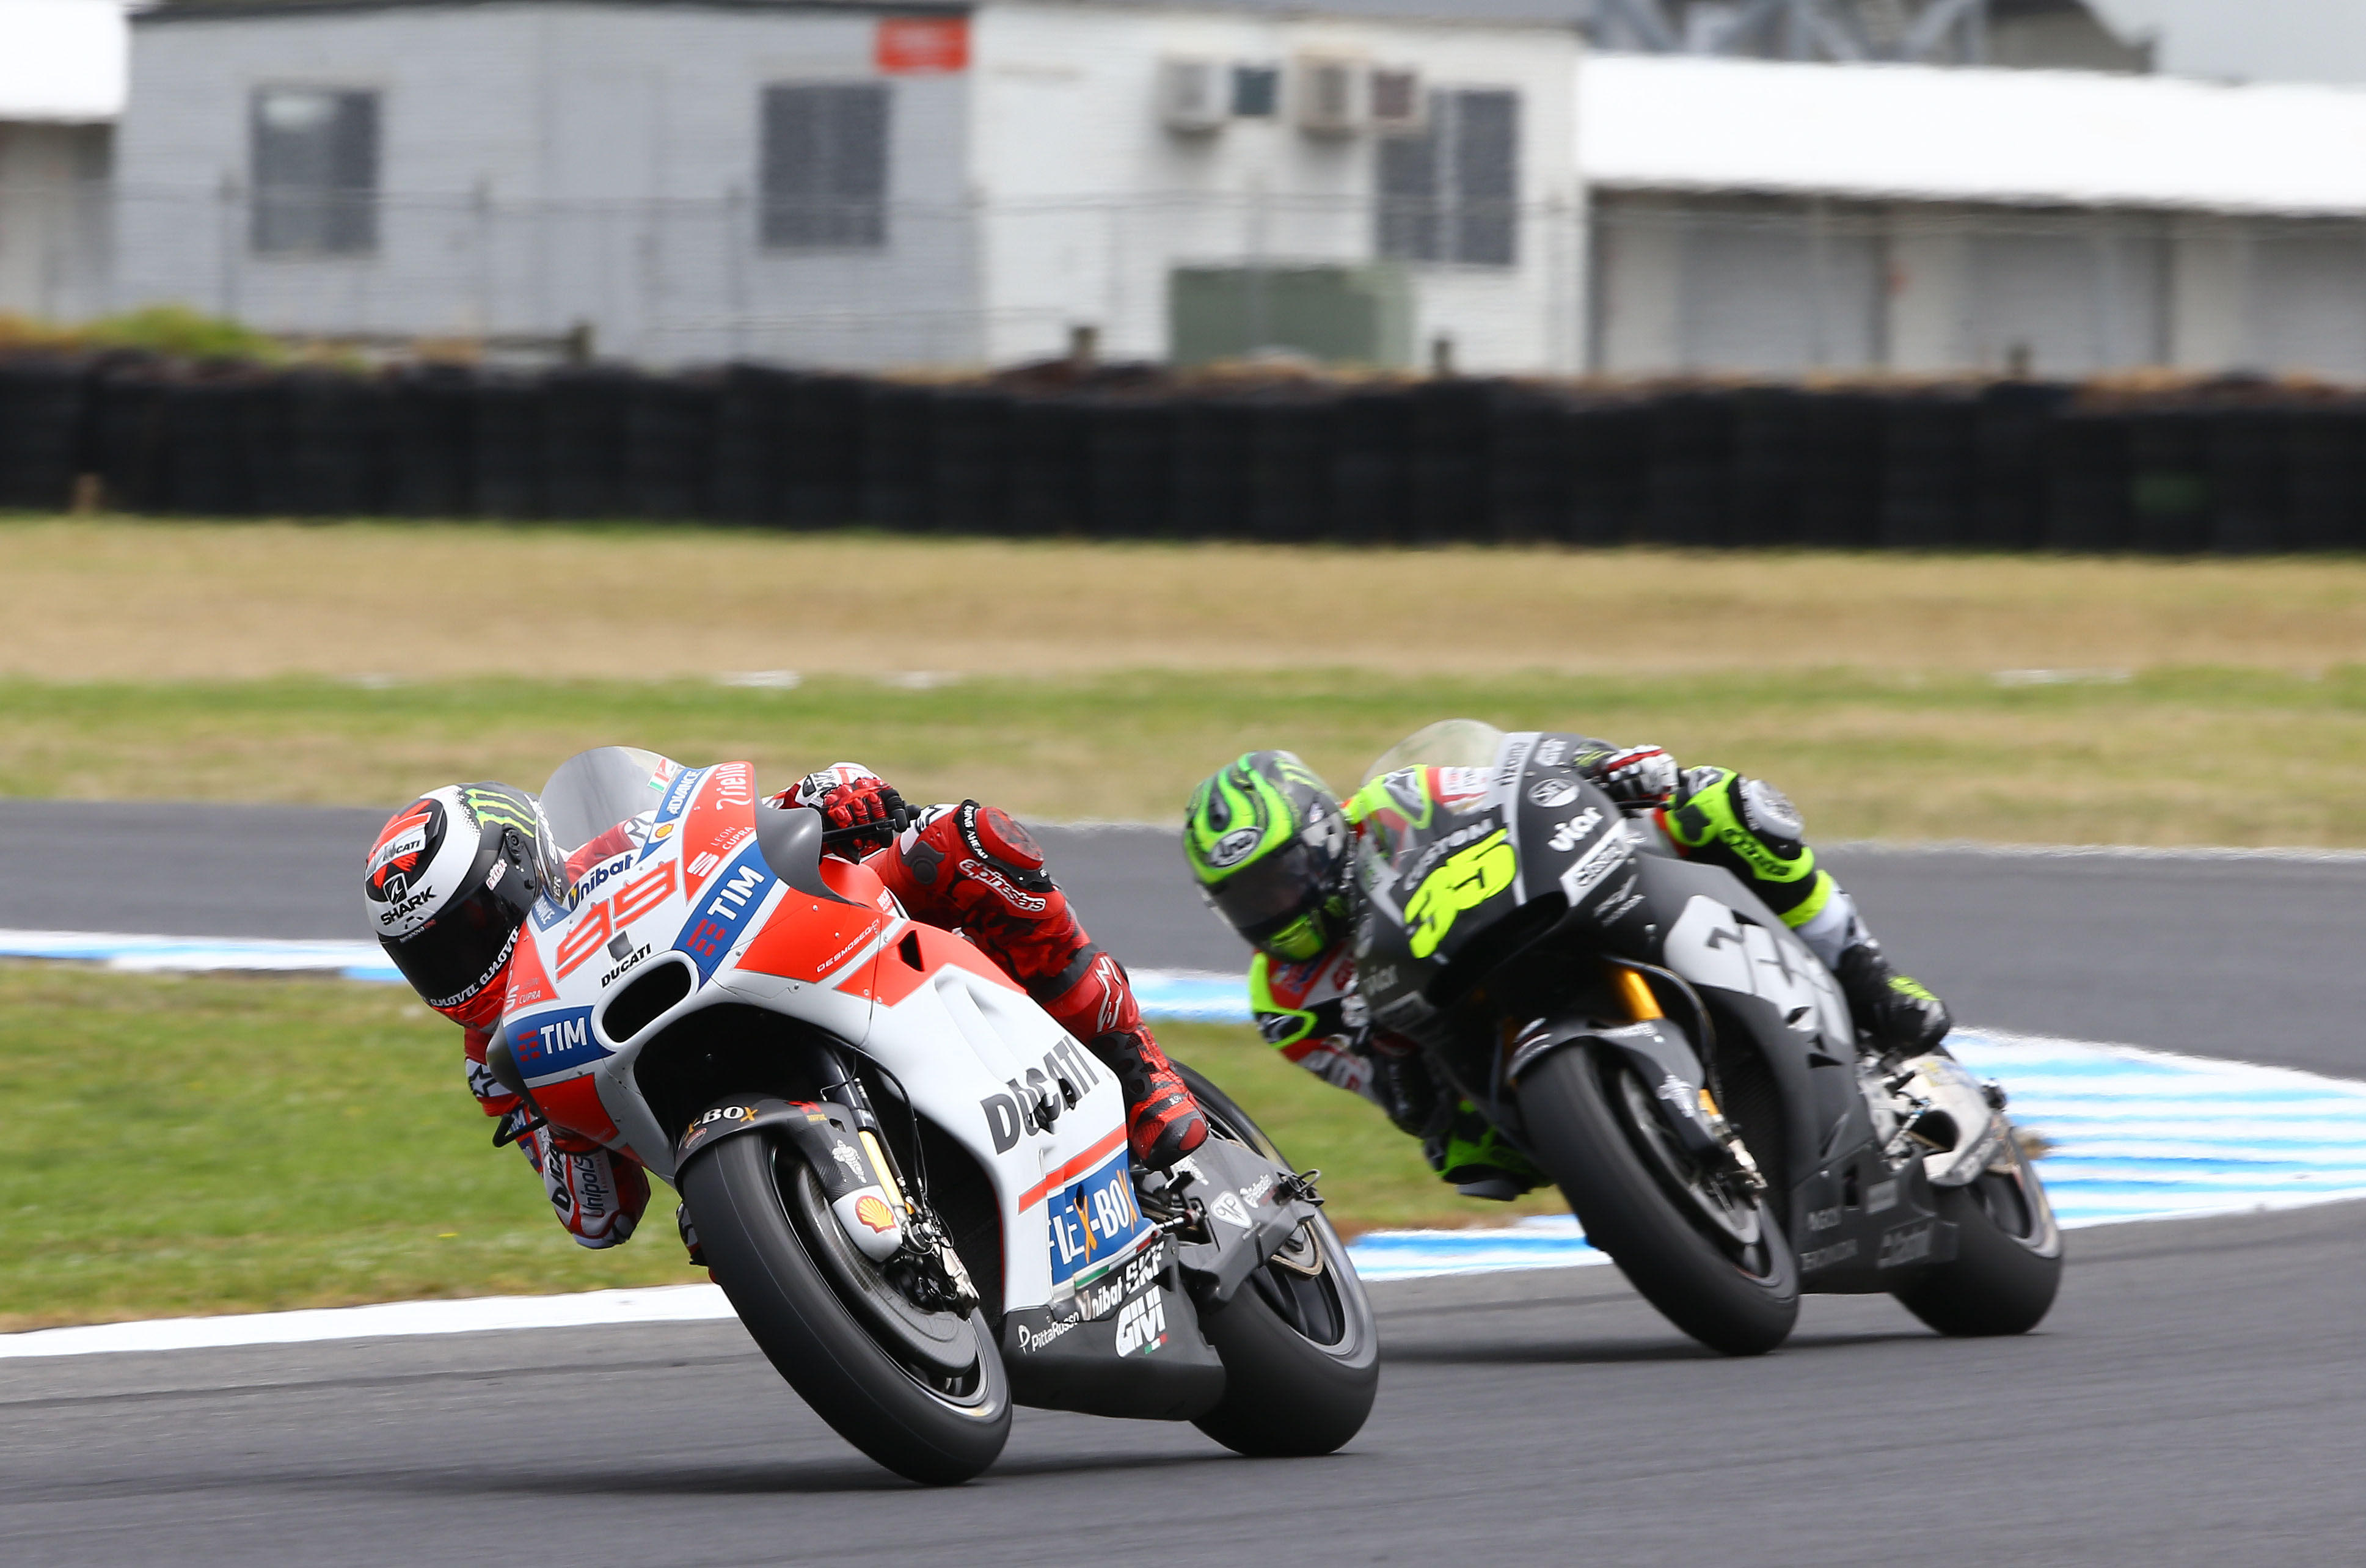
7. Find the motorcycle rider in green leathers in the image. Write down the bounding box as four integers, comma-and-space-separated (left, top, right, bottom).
1182, 743, 1953, 1198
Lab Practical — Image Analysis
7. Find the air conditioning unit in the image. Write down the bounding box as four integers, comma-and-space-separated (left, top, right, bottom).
1159, 57, 1227, 133
1294, 56, 1365, 136
1368, 67, 1426, 134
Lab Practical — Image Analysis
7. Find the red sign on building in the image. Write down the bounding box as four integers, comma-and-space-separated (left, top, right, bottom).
876, 18, 969, 75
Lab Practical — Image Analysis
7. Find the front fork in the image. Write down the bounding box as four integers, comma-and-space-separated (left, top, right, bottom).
1601, 962, 1768, 1196
811, 1041, 981, 1315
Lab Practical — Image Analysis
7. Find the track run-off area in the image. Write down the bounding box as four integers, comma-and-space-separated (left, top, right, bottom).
8, 805, 2366, 1563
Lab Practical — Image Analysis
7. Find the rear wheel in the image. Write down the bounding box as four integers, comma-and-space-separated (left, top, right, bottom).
1176, 1064, 1379, 1457
1893, 1136, 2063, 1336
682, 1133, 1010, 1484
1517, 1045, 1798, 1356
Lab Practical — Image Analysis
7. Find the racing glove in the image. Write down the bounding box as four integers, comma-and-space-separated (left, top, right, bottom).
780, 764, 911, 855
1587, 745, 1678, 807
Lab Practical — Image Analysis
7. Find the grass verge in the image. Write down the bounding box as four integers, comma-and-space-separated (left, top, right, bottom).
0, 964, 1539, 1331
9, 517, 2366, 682
13, 665, 2366, 844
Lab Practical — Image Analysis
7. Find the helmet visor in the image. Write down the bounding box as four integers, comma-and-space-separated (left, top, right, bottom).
379, 870, 534, 1011
1206, 839, 1329, 945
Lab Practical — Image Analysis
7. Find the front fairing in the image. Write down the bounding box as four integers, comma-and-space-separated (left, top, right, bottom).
1348, 731, 1653, 1040
498, 759, 884, 1175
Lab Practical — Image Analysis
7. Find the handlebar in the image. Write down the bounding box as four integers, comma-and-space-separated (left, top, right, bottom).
819, 815, 913, 845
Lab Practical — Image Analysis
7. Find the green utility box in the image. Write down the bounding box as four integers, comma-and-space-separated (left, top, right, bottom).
1168, 264, 1414, 368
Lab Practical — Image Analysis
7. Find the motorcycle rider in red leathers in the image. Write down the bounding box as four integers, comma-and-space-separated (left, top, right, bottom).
366, 769, 1207, 1255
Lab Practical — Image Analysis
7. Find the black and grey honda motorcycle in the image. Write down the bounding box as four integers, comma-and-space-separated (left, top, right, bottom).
1346, 721, 2062, 1356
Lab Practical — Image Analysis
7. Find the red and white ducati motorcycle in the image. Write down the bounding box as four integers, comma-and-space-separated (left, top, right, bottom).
485, 748, 1376, 1484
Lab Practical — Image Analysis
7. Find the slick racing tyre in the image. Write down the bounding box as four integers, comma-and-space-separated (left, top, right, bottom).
1518, 1045, 1798, 1357
1892, 1134, 2064, 1337
1175, 1065, 1379, 1457
683, 1132, 1010, 1485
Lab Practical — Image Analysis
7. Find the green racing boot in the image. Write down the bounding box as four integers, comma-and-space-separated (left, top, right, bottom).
1836, 941, 1953, 1063
1427, 1104, 1547, 1202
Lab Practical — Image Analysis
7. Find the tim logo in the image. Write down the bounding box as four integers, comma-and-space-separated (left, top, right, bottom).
508, 1007, 604, 1078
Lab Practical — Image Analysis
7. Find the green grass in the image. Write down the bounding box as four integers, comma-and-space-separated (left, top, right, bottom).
0, 963, 1536, 1330
15, 665, 2366, 844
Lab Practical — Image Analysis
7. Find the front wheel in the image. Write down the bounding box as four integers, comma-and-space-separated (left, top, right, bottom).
1176, 1064, 1379, 1457
1893, 1135, 2064, 1336
1517, 1045, 1798, 1356
682, 1133, 1010, 1484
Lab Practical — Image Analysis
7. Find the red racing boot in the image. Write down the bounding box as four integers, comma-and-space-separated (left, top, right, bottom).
1040, 949, 1210, 1170
1097, 1029, 1210, 1170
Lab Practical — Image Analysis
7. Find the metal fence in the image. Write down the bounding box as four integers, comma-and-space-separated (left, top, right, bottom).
82, 180, 1583, 373
15, 177, 2366, 384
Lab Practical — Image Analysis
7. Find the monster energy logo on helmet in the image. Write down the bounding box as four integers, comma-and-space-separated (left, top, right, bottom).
459, 784, 540, 837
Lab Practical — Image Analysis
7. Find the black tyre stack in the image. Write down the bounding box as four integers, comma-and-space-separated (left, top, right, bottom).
783, 374, 864, 527
627, 372, 719, 521
4, 348, 2366, 553
470, 373, 545, 519
1644, 390, 1736, 547
0, 356, 87, 511
385, 365, 478, 518
2286, 399, 2366, 551
1880, 390, 1981, 549
712, 362, 795, 525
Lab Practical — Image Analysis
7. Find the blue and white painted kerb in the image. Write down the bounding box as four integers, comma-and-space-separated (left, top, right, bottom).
1350, 1029, 2366, 1281
8, 929, 2366, 1329
0, 928, 1246, 1018
0, 928, 407, 983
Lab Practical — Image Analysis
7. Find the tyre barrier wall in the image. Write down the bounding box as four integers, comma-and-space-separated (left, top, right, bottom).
9, 354, 2366, 551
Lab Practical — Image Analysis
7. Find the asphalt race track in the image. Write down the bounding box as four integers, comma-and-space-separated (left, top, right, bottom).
7, 1202, 2365, 1567
7, 800, 2366, 1074
9, 802, 2366, 1563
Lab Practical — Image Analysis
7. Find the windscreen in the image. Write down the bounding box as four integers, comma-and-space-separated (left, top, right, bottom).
539, 746, 685, 853
1362, 719, 1507, 785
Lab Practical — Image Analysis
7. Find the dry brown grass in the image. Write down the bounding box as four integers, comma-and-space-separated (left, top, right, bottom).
11, 519, 2366, 844
9, 517, 2366, 680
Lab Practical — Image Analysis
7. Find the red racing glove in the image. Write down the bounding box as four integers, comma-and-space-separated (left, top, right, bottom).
776, 764, 911, 856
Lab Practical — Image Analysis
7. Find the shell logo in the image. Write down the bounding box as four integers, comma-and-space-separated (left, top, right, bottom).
853, 1194, 898, 1234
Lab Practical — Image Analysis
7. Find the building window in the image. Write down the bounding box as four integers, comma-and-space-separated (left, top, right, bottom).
250, 87, 378, 257
761, 83, 890, 250
1230, 64, 1279, 118
1377, 89, 1519, 267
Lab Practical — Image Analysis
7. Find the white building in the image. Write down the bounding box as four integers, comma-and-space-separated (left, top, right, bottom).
112, 0, 1582, 370
77, 0, 2366, 380
1583, 53, 2366, 380
0, 0, 120, 322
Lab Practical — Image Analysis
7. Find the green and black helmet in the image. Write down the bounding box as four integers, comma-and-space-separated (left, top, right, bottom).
1183, 751, 1350, 962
